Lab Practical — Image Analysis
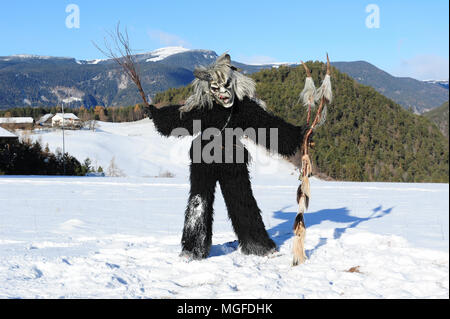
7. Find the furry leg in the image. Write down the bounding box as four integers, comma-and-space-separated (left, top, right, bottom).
181, 164, 217, 259
218, 164, 276, 256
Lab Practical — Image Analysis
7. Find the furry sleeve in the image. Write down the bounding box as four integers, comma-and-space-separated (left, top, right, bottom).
238, 99, 306, 157
146, 105, 201, 137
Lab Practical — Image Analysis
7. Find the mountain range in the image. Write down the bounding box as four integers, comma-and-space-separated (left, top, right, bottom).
0, 48, 448, 114
0, 48, 277, 110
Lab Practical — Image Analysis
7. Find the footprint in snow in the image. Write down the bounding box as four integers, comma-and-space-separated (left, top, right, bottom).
32, 266, 43, 279
62, 258, 71, 265
112, 275, 127, 285
106, 262, 120, 269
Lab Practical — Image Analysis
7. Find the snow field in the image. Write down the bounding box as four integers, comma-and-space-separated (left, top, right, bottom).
0, 176, 448, 298
0, 119, 447, 298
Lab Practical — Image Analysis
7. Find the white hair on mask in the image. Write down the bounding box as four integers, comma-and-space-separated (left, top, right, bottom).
180, 53, 258, 113
182, 77, 213, 112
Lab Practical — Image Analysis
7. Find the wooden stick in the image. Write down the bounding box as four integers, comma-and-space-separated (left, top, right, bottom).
293, 55, 331, 266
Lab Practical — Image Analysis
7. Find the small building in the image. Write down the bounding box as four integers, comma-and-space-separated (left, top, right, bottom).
52, 113, 82, 129
38, 113, 54, 127
0, 117, 34, 130
0, 126, 18, 144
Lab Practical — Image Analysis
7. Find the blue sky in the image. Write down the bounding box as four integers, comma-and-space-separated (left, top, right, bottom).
0, 0, 448, 80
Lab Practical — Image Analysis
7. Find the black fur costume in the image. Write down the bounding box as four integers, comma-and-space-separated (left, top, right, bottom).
147, 97, 305, 259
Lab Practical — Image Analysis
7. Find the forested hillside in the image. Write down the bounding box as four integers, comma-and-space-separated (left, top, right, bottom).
423, 101, 449, 138
154, 63, 449, 183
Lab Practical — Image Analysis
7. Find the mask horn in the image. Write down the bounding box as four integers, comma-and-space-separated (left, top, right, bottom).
193, 68, 212, 82
326, 53, 331, 75
216, 53, 232, 66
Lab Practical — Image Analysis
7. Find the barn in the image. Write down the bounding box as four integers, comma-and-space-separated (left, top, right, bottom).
0, 117, 34, 130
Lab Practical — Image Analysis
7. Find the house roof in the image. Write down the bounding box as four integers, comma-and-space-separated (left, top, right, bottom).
0, 126, 17, 138
38, 113, 54, 123
0, 117, 34, 124
53, 113, 80, 120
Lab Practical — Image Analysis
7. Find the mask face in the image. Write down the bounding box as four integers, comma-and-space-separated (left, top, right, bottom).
209, 77, 235, 108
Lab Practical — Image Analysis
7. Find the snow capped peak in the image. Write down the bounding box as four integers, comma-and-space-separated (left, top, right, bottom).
75, 58, 105, 65
6, 54, 75, 61
422, 79, 449, 89
87, 59, 104, 65
423, 79, 449, 84
10, 54, 53, 59
145, 46, 190, 62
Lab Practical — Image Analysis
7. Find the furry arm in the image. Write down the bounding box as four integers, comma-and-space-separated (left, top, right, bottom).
146, 105, 201, 137
237, 99, 306, 157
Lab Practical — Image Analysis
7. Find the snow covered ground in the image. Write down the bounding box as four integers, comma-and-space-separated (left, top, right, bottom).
0, 120, 448, 299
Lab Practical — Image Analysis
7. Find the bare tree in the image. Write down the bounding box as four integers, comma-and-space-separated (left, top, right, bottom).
107, 156, 125, 177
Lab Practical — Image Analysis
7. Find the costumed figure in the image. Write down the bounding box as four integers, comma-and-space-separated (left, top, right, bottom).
103, 30, 332, 264
147, 53, 308, 260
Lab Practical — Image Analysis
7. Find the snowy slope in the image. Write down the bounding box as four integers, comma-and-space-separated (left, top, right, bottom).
145, 47, 190, 62
28, 119, 295, 178
0, 120, 448, 299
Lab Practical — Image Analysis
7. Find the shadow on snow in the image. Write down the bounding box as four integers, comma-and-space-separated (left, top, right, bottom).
267, 205, 393, 258
209, 205, 393, 257
209, 205, 393, 258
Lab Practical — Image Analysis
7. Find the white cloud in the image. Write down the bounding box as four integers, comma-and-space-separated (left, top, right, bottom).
392, 54, 449, 80
147, 29, 190, 48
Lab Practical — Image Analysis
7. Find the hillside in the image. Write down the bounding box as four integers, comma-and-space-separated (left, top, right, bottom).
154, 63, 449, 183
423, 101, 449, 138
332, 61, 449, 114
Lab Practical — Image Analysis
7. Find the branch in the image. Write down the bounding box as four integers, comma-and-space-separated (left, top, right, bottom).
93, 23, 151, 108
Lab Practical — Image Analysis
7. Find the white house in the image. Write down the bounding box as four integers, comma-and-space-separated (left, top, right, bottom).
52, 113, 81, 128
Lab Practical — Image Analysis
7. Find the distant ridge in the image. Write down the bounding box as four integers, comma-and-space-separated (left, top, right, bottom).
332, 61, 449, 113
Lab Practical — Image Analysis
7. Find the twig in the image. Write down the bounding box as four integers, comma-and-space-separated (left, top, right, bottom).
93, 22, 151, 108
